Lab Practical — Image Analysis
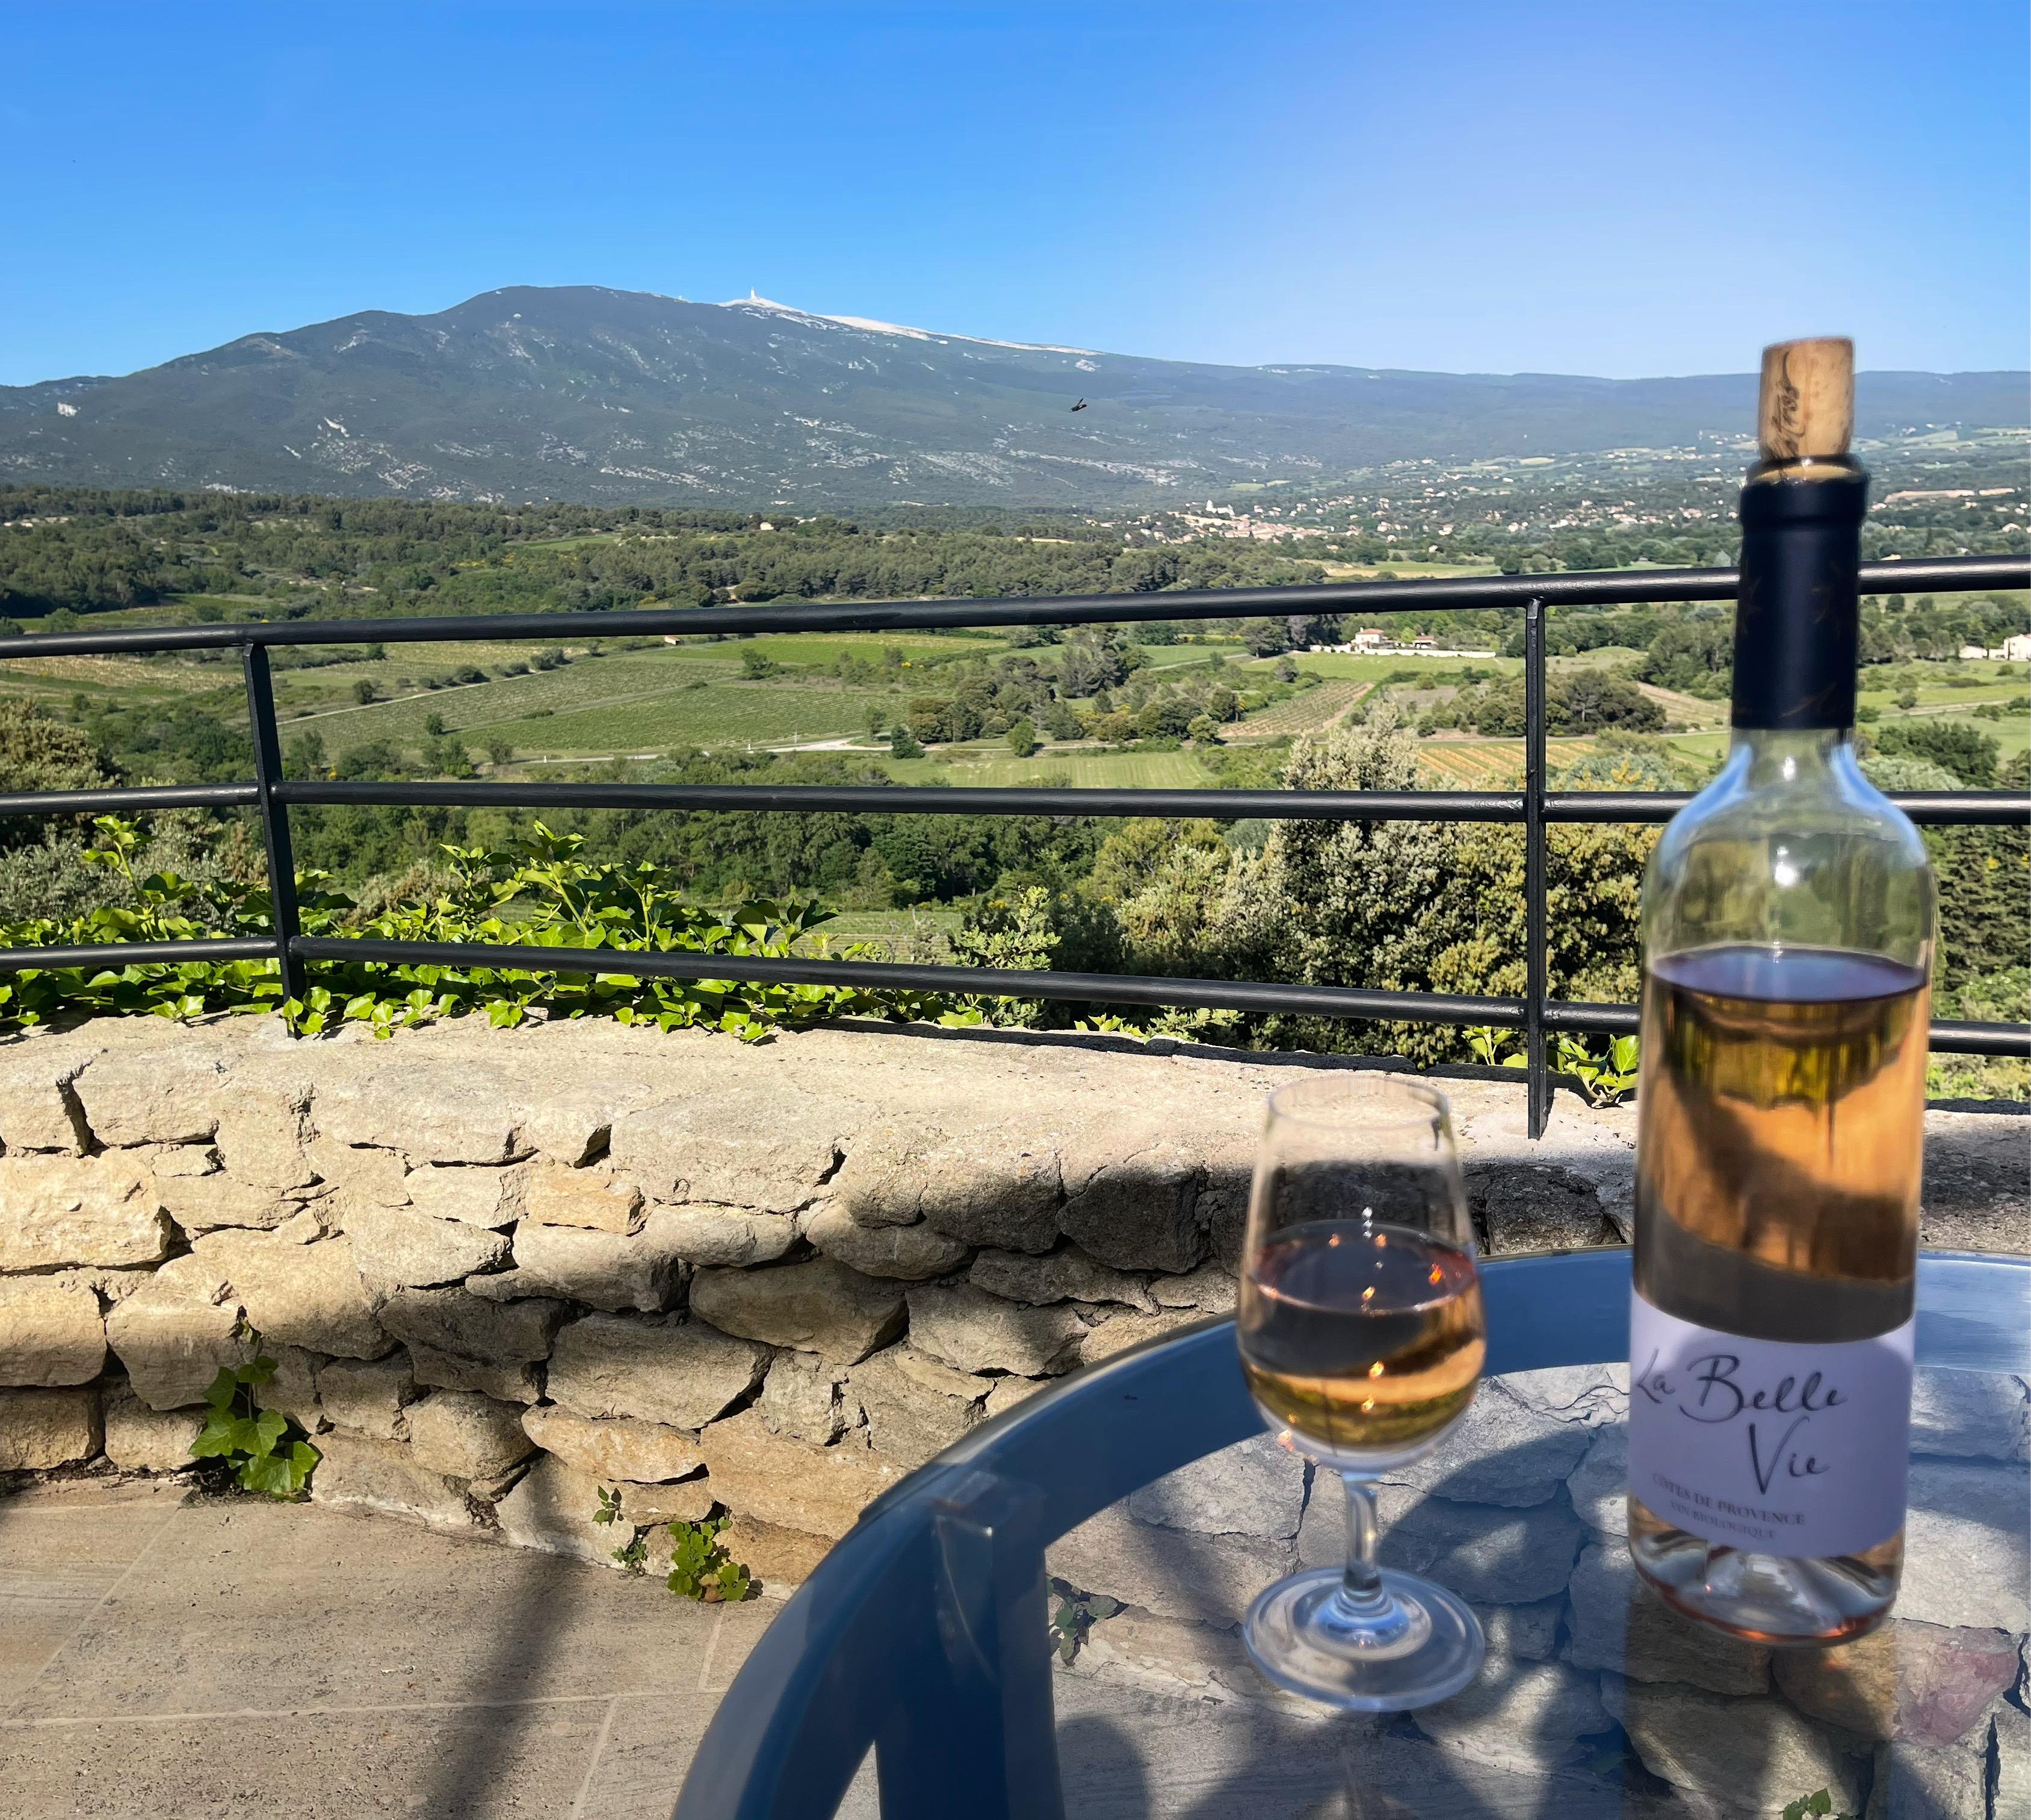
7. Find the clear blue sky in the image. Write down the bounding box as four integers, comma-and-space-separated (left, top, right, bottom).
4, 1, 2025, 386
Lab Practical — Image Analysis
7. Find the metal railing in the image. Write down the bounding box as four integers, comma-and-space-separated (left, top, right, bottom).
3, 554, 2026, 1139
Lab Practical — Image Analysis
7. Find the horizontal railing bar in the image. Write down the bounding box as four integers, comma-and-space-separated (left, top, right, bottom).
1, 932, 2018, 1055
1, 779, 2014, 830
270, 780, 2030, 828
288, 936, 1533, 1026
0, 938, 274, 972
2, 555, 2021, 657
0, 783, 261, 819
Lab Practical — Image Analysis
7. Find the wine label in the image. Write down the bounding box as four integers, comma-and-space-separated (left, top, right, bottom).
1627, 1289, 1913, 1559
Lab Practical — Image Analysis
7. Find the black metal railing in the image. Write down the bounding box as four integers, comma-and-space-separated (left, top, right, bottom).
3, 554, 2026, 1139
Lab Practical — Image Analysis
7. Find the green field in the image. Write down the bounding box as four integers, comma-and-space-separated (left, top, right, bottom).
1235, 676, 1372, 737
1276, 650, 1516, 681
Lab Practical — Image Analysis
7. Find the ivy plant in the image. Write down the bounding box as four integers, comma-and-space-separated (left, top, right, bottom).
1781, 1792, 1855, 1820
1047, 1577, 1121, 1664
665, 1516, 753, 1603
189, 1330, 320, 1498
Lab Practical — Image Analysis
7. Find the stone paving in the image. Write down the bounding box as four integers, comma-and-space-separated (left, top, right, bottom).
1, 1361, 2024, 1817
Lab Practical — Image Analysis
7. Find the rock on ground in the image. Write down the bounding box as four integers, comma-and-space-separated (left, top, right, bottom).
695, 1408, 904, 1541
402, 1390, 535, 1479
309, 1431, 480, 1534
0, 1385, 101, 1469
101, 1386, 202, 1472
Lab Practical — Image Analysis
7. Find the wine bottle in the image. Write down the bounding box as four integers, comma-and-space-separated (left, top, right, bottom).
1626, 338, 1935, 1644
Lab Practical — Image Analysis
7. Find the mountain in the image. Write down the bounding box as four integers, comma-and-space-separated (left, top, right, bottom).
0, 286, 2021, 509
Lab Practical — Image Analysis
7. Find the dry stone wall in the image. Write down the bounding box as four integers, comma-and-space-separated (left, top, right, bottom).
0, 1014, 2022, 1589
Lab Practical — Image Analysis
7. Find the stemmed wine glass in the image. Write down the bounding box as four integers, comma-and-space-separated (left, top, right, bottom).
1237, 1072, 1488, 1709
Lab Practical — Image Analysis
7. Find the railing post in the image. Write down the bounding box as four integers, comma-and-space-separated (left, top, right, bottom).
1524, 596, 1548, 1140
241, 642, 306, 1009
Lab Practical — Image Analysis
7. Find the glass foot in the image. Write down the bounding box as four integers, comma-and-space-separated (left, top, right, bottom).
1243, 1565, 1485, 1711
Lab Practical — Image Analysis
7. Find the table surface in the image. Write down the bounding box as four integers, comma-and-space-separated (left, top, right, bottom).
679, 1251, 2031, 1820
1048, 1359, 2029, 1819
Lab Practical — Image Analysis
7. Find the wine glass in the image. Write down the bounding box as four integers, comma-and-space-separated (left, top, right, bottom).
1237, 1071, 1488, 1709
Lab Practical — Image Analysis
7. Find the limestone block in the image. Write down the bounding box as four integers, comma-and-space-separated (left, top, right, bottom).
1598, 1676, 1863, 1818
696, 1408, 904, 1540
631, 1479, 717, 1534
801, 1203, 970, 1281
1900, 1458, 2031, 1631
1564, 1539, 1769, 1695
1079, 1307, 1205, 1365
401, 1164, 526, 1229
408, 1344, 542, 1406
1908, 1366, 2029, 1462
690, 1258, 904, 1365
0, 1275, 105, 1386
1995, 1704, 2031, 1820
1499, 1362, 1628, 1428
607, 1090, 842, 1213
982, 1376, 1046, 1422
72, 1048, 226, 1146
0, 1155, 171, 1271
519, 1085, 640, 1169
350, 1202, 513, 1288
522, 1165, 643, 1234
315, 1062, 526, 1163
829, 1119, 1060, 1251
106, 1253, 242, 1410
1467, 1159, 1619, 1253
1127, 1431, 1305, 1541
640, 1204, 797, 1268
756, 1351, 848, 1446
318, 1352, 417, 1440
492, 1454, 619, 1565
1475, 1596, 1563, 1663
196, 1230, 386, 1360
309, 1431, 479, 1534
0, 1045, 90, 1153
521, 1404, 704, 1484
156, 1174, 306, 1235
506, 1213, 690, 1313
1146, 1260, 1237, 1314
305, 1140, 410, 1209
102, 1386, 203, 1472
720, 1513, 832, 1590
131, 1143, 220, 1179
1380, 1379, 1594, 1508
374, 1284, 566, 1367
1297, 1482, 1584, 1606
0, 1385, 101, 1469
546, 1312, 768, 1430
968, 1245, 1154, 1311
403, 1390, 536, 1479
1773, 1617, 2020, 1746
848, 1346, 987, 1469
264, 1343, 325, 1431
1048, 1499, 1296, 1628
1564, 1423, 1628, 1537
1058, 1124, 1205, 1273
1866, 1740, 1988, 1820
214, 1083, 316, 1190
1412, 1658, 1610, 1776
904, 1283, 1084, 1377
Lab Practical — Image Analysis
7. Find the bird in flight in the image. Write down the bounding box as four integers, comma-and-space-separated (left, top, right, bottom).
1070, 397, 1087, 412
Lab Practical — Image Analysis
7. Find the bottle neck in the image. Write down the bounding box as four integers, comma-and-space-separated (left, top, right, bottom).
1720, 726, 1858, 787
1730, 456, 1869, 732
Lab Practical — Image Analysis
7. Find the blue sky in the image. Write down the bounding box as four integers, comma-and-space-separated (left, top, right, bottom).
4, 1, 2025, 386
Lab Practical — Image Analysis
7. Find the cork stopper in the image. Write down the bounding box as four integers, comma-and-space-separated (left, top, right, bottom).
1758, 337, 1853, 461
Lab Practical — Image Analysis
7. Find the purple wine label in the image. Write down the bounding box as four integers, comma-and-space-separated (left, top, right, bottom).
1627, 1288, 1913, 1559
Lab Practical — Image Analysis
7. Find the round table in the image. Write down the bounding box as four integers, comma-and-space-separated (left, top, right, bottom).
676, 1250, 2030, 1819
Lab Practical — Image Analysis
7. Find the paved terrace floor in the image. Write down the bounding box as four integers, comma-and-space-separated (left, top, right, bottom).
0, 1477, 870, 1820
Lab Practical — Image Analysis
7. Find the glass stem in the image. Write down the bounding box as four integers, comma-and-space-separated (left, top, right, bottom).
1339, 1472, 1387, 1613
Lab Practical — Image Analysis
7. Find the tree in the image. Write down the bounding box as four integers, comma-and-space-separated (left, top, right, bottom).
485, 736, 515, 767
1006, 718, 1039, 758
352, 679, 380, 705
1241, 618, 1292, 658
1876, 720, 1999, 787
888, 725, 924, 758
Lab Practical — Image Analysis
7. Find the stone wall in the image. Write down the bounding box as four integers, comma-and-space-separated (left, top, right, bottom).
0, 1014, 2022, 1590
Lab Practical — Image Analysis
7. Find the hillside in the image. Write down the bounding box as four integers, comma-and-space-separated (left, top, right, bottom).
1, 286, 2022, 509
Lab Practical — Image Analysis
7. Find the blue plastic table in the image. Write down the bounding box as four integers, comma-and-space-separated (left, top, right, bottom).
676, 1251, 2030, 1819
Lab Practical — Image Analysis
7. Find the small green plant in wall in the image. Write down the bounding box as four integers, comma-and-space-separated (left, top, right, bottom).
666, 1517, 752, 1603
1781, 1793, 1855, 1820
591, 1490, 753, 1600
189, 1328, 320, 1498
